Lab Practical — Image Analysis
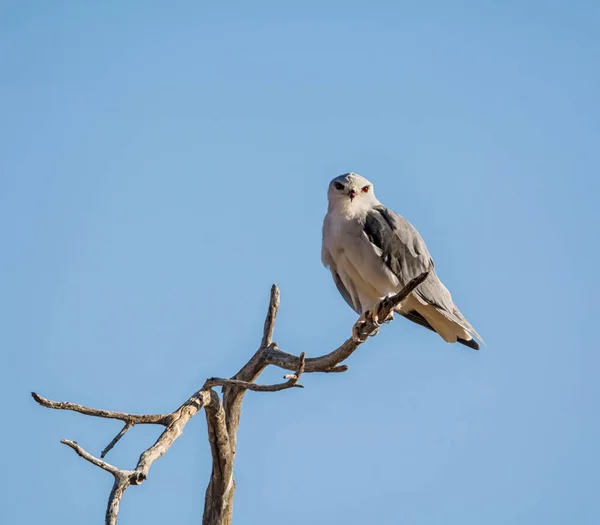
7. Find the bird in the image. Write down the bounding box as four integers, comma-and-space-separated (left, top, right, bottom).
321, 172, 484, 349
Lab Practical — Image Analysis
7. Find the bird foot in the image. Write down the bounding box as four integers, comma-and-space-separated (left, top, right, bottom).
377, 295, 397, 323
381, 310, 395, 323
352, 309, 381, 343
352, 322, 366, 343
365, 309, 381, 327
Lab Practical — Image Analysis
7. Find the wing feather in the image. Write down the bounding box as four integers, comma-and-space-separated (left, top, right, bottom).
322, 245, 362, 314
363, 205, 484, 344
363, 205, 434, 291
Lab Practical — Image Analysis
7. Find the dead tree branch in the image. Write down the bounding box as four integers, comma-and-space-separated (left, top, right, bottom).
33, 271, 428, 525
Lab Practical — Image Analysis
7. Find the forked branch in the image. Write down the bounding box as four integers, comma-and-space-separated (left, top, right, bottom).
33, 272, 428, 525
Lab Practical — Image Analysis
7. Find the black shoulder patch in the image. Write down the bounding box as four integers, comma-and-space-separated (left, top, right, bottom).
374, 205, 398, 230
364, 207, 403, 277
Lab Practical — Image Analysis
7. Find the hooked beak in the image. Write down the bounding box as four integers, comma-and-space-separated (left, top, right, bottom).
348, 189, 357, 201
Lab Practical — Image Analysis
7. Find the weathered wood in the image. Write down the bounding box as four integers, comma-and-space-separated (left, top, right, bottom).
32, 272, 428, 525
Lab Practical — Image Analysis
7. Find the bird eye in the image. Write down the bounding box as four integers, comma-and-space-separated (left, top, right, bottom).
362, 186, 370, 193
334, 182, 344, 191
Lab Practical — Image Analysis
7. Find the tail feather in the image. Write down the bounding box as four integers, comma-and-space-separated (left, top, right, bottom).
439, 306, 486, 347
414, 270, 485, 347
400, 310, 436, 333
457, 337, 480, 350
399, 309, 482, 350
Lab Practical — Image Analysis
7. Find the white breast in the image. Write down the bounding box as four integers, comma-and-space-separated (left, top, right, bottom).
323, 209, 402, 314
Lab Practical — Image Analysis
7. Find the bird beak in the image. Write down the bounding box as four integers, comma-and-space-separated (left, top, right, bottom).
348, 189, 357, 201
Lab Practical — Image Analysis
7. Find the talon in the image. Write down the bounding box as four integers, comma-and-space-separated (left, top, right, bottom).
352, 308, 382, 343
382, 311, 395, 323
352, 322, 368, 343
364, 309, 380, 326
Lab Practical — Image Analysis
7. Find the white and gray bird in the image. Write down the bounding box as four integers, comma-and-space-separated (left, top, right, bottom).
321, 172, 484, 349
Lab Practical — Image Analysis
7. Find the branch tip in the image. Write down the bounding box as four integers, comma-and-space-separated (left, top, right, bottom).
61, 439, 121, 476
261, 284, 281, 347
31, 391, 47, 406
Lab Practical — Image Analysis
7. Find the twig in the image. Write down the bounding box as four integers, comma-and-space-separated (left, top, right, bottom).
61, 440, 122, 475
205, 378, 305, 391
376, 272, 430, 321
101, 422, 134, 458
205, 352, 306, 392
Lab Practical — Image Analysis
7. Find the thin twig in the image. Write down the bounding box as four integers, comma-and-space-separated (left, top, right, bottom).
376, 272, 430, 321
61, 440, 123, 475
205, 378, 305, 391
206, 352, 306, 392
101, 421, 134, 458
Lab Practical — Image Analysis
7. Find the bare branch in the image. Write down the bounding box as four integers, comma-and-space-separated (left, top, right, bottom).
261, 284, 280, 348
106, 475, 132, 525
134, 390, 211, 484
205, 378, 305, 391
263, 272, 430, 374
35, 272, 429, 525
376, 272, 430, 321
206, 352, 306, 392
322, 364, 349, 373
61, 440, 133, 525
31, 392, 171, 425
202, 390, 234, 525
51, 390, 214, 524
61, 440, 123, 476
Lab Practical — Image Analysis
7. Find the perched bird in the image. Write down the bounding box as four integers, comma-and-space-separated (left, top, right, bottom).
321, 172, 484, 349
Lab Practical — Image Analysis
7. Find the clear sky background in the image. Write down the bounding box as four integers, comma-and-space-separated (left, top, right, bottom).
2, 1, 599, 524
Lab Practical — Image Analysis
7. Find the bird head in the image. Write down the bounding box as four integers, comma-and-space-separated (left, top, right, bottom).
327, 172, 378, 212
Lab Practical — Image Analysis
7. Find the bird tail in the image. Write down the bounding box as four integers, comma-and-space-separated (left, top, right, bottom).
439, 306, 486, 348
457, 337, 480, 350
400, 308, 484, 350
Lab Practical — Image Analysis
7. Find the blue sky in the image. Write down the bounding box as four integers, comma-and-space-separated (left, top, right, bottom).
2, 1, 599, 523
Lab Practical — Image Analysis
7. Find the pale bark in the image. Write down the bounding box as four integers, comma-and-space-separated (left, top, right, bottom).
33, 272, 428, 525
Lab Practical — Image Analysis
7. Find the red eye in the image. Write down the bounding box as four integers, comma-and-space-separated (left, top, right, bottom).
362, 186, 370, 193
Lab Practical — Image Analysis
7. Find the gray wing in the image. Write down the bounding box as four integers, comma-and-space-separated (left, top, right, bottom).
321, 244, 362, 314
363, 205, 435, 297
332, 263, 362, 314
363, 205, 483, 342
